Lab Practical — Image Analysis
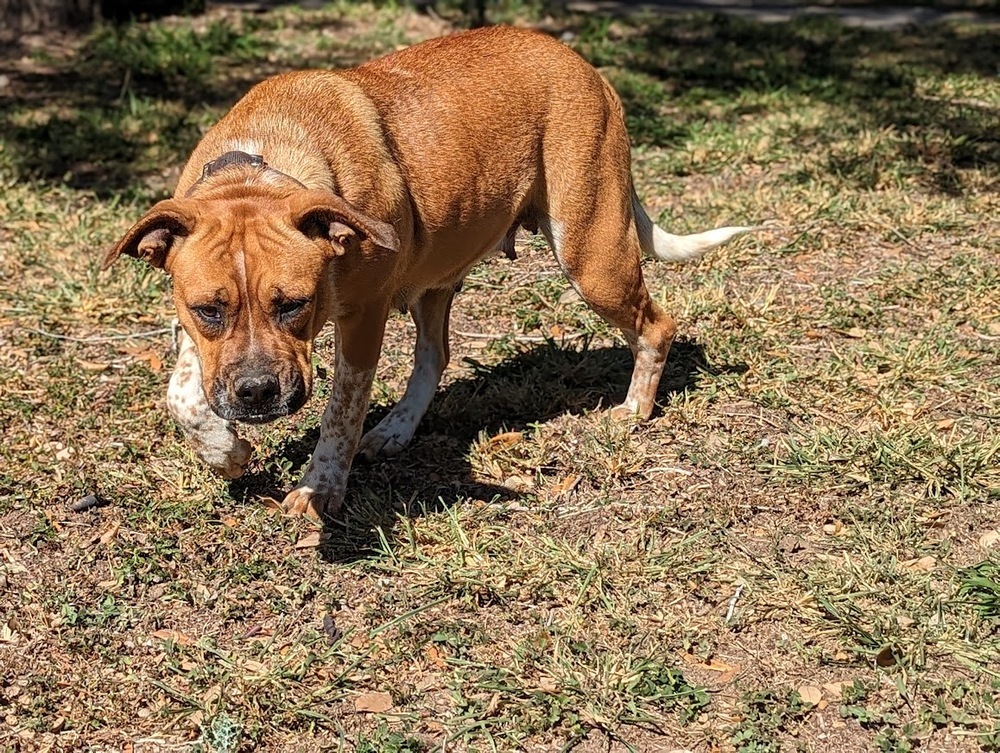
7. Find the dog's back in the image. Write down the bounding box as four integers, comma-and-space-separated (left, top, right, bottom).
346, 28, 623, 281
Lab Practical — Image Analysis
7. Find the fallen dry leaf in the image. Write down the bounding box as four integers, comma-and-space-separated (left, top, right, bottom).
0, 549, 27, 574
557, 287, 581, 306
503, 474, 534, 492
552, 474, 582, 495
151, 629, 196, 646
423, 643, 447, 669
201, 684, 223, 705
354, 691, 393, 713
97, 521, 121, 546
822, 520, 845, 536
129, 349, 163, 372
875, 645, 897, 667
0, 619, 19, 645
681, 653, 739, 674
823, 680, 849, 697
294, 531, 330, 549
978, 530, 1000, 550
538, 675, 559, 693
487, 431, 523, 448
901, 555, 936, 573
797, 685, 822, 707
935, 418, 956, 431
718, 666, 742, 685
76, 359, 110, 372
837, 327, 866, 339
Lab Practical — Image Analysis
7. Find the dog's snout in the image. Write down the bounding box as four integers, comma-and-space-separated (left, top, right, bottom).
210, 361, 307, 424
234, 373, 280, 408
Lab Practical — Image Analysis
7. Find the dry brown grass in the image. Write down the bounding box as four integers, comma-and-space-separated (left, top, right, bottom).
1, 3, 998, 751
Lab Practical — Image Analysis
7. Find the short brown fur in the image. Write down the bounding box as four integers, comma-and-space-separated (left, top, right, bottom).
106, 26, 758, 518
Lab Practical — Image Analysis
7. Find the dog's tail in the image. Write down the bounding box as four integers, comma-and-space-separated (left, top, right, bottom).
632, 187, 765, 263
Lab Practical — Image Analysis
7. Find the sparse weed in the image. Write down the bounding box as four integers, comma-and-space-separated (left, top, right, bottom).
958, 560, 1000, 619
201, 712, 243, 753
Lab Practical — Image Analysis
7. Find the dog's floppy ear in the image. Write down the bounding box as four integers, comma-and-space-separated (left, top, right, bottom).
102, 200, 195, 271
289, 190, 400, 257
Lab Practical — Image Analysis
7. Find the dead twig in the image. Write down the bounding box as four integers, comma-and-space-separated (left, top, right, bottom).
725, 584, 745, 624
24, 326, 173, 344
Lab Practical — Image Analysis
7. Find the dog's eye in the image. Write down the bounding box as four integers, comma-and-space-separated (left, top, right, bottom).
192, 305, 223, 325
276, 299, 309, 322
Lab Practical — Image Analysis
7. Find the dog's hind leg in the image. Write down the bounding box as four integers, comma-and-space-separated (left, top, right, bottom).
543, 210, 677, 421
356, 286, 454, 460
167, 327, 252, 478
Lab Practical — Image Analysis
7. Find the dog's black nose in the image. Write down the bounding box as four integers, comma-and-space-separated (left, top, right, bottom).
234, 373, 280, 408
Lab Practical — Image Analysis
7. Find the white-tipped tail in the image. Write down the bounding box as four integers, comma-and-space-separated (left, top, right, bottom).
632, 187, 766, 263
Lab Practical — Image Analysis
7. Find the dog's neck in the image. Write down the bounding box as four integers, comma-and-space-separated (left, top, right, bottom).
185, 151, 309, 198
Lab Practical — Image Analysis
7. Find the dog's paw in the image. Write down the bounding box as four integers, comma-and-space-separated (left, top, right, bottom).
192, 435, 253, 479
282, 486, 340, 523
357, 416, 416, 461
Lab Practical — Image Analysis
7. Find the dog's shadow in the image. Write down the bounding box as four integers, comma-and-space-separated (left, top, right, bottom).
229, 338, 744, 563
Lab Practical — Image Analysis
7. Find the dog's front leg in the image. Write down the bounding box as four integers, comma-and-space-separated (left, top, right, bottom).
282, 305, 388, 520
357, 286, 454, 460
167, 327, 252, 479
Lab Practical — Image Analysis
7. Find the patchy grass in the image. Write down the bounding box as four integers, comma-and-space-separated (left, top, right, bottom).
1, 3, 998, 751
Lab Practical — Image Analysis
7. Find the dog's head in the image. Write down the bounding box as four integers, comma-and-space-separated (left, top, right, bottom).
104, 188, 399, 424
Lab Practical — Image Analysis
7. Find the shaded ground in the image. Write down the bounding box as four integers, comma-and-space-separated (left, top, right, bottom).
565, 0, 999, 30
0, 3, 998, 752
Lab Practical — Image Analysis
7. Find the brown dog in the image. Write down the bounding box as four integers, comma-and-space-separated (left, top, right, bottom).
105, 26, 760, 519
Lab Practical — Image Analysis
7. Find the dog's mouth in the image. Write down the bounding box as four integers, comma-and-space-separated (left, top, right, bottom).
211, 402, 297, 425
230, 409, 291, 425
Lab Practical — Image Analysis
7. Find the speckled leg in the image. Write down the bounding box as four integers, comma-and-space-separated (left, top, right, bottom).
166, 327, 252, 478
282, 306, 386, 520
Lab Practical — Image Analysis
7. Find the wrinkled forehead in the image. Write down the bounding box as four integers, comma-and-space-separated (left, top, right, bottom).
169, 211, 326, 296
